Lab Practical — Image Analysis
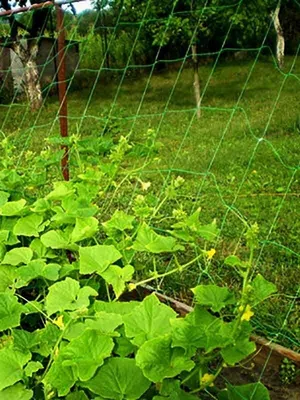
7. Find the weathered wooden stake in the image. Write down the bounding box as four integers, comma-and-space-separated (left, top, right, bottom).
56, 4, 69, 181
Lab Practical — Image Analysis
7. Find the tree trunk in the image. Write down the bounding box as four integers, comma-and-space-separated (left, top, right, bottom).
192, 43, 201, 119
12, 40, 43, 111
273, 3, 285, 69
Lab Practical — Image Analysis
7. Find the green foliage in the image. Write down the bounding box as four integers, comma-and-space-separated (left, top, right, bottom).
219, 382, 270, 400
0, 132, 275, 398
82, 358, 151, 399
279, 358, 299, 385
192, 285, 236, 312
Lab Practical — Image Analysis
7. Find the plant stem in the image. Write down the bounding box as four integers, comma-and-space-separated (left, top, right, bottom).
181, 366, 200, 385
232, 246, 255, 338
152, 195, 168, 217
42, 317, 73, 379
134, 254, 202, 288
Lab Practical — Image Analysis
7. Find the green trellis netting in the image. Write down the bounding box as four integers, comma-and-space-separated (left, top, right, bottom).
0, 0, 299, 359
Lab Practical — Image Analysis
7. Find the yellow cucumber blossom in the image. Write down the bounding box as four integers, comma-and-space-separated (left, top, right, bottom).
53, 315, 64, 329
200, 373, 215, 387
128, 283, 136, 292
239, 304, 254, 321
206, 248, 216, 260
140, 180, 151, 191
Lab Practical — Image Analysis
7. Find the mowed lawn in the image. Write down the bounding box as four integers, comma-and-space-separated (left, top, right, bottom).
0, 53, 299, 347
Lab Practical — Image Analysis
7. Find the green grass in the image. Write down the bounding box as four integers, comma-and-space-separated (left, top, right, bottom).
0, 54, 299, 348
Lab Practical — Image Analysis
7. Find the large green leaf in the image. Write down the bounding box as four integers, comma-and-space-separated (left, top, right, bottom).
0, 199, 26, 216
250, 274, 277, 306
30, 238, 56, 259
43, 357, 76, 396
224, 255, 245, 268
94, 300, 139, 316
123, 294, 177, 347
71, 217, 99, 243
0, 230, 9, 244
221, 322, 256, 365
101, 264, 134, 299
136, 335, 194, 382
0, 265, 17, 291
24, 361, 43, 377
2, 247, 33, 266
0, 293, 25, 331
192, 285, 236, 312
219, 382, 270, 400
133, 223, 183, 253
85, 312, 123, 334
114, 327, 136, 357
46, 181, 75, 201
81, 357, 151, 399
63, 322, 86, 341
155, 379, 198, 400
51, 206, 75, 226
62, 196, 98, 218
63, 311, 122, 341
0, 191, 9, 207
16, 260, 61, 288
102, 211, 135, 233
79, 245, 122, 275
31, 324, 61, 357
171, 306, 232, 354
45, 278, 97, 315
12, 329, 41, 353
66, 391, 89, 400
0, 218, 20, 245
41, 230, 70, 250
13, 214, 44, 237
172, 210, 219, 241
0, 347, 31, 391
30, 198, 51, 213
0, 243, 5, 262
61, 330, 114, 381
196, 221, 220, 241
0, 383, 33, 400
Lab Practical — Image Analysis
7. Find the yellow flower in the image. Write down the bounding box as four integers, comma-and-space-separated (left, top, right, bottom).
201, 373, 215, 387
140, 181, 151, 191
206, 248, 216, 260
239, 304, 254, 322
53, 315, 64, 329
128, 283, 136, 292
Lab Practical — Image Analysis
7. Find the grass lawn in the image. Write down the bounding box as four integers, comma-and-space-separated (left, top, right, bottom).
0, 53, 299, 348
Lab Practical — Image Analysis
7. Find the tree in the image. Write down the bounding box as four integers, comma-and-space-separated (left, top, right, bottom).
272, 1, 284, 68
0, 0, 51, 110
221, 0, 296, 68
110, 0, 215, 118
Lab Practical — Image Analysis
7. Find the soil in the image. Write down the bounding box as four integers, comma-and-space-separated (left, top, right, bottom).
219, 347, 300, 400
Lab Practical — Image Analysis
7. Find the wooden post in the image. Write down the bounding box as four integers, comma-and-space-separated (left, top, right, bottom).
56, 4, 69, 181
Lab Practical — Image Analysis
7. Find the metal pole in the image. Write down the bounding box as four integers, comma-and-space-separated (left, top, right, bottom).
56, 4, 69, 181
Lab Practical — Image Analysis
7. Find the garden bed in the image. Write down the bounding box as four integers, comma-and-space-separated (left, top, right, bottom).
126, 285, 300, 400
